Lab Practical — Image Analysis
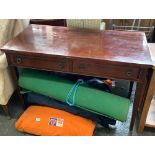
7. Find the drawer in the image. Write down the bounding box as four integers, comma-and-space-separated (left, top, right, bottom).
7, 54, 71, 72
73, 60, 140, 80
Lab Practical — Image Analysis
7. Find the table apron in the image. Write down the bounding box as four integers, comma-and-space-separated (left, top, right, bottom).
5, 53, 149, 82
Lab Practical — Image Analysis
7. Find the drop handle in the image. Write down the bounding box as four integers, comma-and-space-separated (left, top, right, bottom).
16, 57, 22, 64
126, 71, 132, 77
58, 62, 65, 69
79, 64, 86, 70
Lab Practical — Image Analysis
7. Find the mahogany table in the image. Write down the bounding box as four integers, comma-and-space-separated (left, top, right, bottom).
1, 24, 153, 131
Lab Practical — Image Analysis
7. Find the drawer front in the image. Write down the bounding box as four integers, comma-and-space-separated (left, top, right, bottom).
73, 60, 140, 80
7, 54, 71, 72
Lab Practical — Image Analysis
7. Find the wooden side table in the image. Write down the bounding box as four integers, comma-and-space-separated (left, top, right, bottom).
138, 43, 155, 132
1, 25, 153, 131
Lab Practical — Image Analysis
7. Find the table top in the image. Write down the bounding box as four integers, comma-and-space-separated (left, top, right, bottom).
1, 24, 153, 68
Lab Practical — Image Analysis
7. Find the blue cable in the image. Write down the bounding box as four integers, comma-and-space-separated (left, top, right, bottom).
66, 79, 84, 106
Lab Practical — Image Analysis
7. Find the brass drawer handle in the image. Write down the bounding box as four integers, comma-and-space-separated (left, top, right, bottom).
58, 62, 65, 69
79, 64, 86, 70
126, 71, 132, 77
16, 57, 22, 64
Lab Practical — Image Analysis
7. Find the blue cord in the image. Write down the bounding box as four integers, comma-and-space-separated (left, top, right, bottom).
66, 79, 84, 106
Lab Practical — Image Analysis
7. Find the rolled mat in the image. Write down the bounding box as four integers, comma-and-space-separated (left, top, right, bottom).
19, 69, 130, 121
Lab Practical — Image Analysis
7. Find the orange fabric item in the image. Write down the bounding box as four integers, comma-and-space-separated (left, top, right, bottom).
15, 105, 96, 136
103, 79, 112, 88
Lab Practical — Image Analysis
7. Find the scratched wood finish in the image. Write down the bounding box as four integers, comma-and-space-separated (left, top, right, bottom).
1, 24, 152, 68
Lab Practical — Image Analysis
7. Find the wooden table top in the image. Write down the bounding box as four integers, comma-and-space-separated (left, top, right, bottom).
1, 24, 153, 68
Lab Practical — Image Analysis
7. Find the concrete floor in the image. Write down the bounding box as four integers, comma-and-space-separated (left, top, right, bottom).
1, 93, 155, 136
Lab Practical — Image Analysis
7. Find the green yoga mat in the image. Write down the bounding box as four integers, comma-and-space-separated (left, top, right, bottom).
19, 69, 130, 121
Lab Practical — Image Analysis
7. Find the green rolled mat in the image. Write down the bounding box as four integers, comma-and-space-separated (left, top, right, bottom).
19, 69, 130, 121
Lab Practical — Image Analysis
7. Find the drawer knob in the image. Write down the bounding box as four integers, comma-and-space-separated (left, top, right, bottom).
126, 71, 132, 77
58, 62, 64, 69
16, 57, 22, 64
79, 64, 86, 70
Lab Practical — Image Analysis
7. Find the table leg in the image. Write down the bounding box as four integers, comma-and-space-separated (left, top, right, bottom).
130, 70, 151, 130
1, 105, 10, 117
138, 70, 155, 132
130, 82, 147, 130
9, 66, 25, 108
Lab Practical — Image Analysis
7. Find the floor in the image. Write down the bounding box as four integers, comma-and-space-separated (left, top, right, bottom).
1, 92, 155, 136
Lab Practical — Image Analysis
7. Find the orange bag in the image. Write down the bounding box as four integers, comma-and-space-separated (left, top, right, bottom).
15, 105, 96, 136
